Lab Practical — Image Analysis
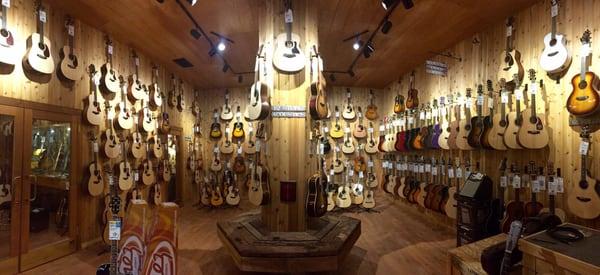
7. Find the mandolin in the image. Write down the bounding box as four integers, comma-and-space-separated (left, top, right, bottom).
249, 45, 271, 121
232, 106, 245, 139
103, 103, 121, 159
23, 2, 54, 75
405, 71, 419, 109
488, 79, 509, 150
130, 110, 145, 159
456, 90, 474, 150
115, 76, 133, 130
518, 69, 549, 149
330, 106, 344, 139
84, 67, 104, 126
220, 90, 233, 121
308, 48, 328, 120
210, 109, 222, 139
272, 1, 305, 73
365, 90, 378, 120
539, 0, 571, 75
480, 80, 494, 149
497, 17, 524, 85
467, 84, 485, 149
567, 29, 600, 117
342, 89, 356, 120
87, 134, 104, 197
353, 107, 367, 139
58, 17, 83, 81
504, 74, 524, 149
117, 138, 133, 191
100, 37, 120, 96
501, 163, 524, 233
0, 0, 16, 68
149, 65, 163, 109
127, 50, 146, 102
567, 126, 600, 219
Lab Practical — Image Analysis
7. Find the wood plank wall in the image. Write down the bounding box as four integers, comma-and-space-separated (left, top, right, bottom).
0, 1, 198, 245
380, 0, 600, 228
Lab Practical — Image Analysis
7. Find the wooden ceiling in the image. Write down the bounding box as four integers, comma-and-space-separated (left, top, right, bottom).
48, 0, 538, 89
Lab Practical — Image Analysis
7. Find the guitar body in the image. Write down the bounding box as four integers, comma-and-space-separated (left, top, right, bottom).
413, 129, 426, 150
306, 175, 326, 217
232, 122, 245, 139
335, 185, 351, 208
456, 119, 473, 150
225, 186, 241, 206
248, 81, 271, 121
567, 174, 600, 219
210, 157, 222, 172
445, 186, 457, 219
272, 32, 305, 73
365, 106, 378, 120
329, 123, 344, 139
142, 160, 155, 186
417, 183, 430, 208
249, 165, 270, 206
0, 26, 16, 67
394, 95, 405, 114
524, 200, 543, 218
23, 33, 54, 75
326, 190, 335, 211
84, 94, 103, 126
489, 113, 508, 150
447, 120, 459, 150
115, 102, 133, 130
540, 32, 571, 74
117, 162, 133, 191
517, 109, 549, 149
395, 131, 407, 152
480, 115, 493, 149
430, 124, 441, 149
377, 135, 386, 152
395, 176, 405, 198
365, 138, 378, 154
342, 105, 356, 120
127, 75, 146, 102
406, 89, 419, 109
567, 72, 600, 117
539, 207, 567, 222
210, 187, 224, 207
467, 117, 483, 148
353, 124, 367, 139
87, 163, 104, 197
438, 121, 450, 150
210, 123, 222, 139
103, 130, 120, 159
498, 49, 524, 84
149, 85, 163, 109
100, 63, 120, 95
501, 200, 524, 233
504, 111, 523, 149
130, 133, 145, 159
58, 46, 83, 81
350, 182, 364, 205
362, 190, 376, 209
432, 185, 448, 212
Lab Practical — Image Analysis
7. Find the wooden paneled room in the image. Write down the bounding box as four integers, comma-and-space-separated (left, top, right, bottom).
0, 0, 599, 274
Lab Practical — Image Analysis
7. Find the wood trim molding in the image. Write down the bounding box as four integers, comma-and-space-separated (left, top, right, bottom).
0, 96, 81, 116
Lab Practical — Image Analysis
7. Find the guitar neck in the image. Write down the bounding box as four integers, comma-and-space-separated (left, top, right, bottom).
110, 239, 118, 275
1, 6, 7, 30
500, 251, 513, 275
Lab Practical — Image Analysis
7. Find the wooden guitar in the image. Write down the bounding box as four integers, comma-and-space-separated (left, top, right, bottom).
115, 76, 133, 130
329, 106, 344, 139
406, 71, 419, 109
499, 221, 523, 275
102, 103, 121, 159
429, 99, 442, 149
394, 113, 408, 152
248, 150, 270, 206
23, 2, 54, 75
306, 157, 327, 217
168, 74, 177, 108
447, 99, 460, 150
177, 79, 186, 113
209, 148, 222, 172
412, 107, 426, 150
158, 93, 170, 134
127, 50, 146, 101
100, 37, 120, 95
456, 90, 474, 150
209, 176, 223, 207
504, 74, 524, 149
149, 65, 163, 109
130, 110, 145, 159
501, 163, 524, 233
518, 69, 549, 149
149, 117, 163, 159
350, 176, 364, 205
431, 158, 448, 213
365, 90, 378, 120
421, 104, 433, 149
365, 121, 378, 154
87, 134, 104, 197
117, 138, 133, 191
249, 45, 271, 120
353, 107, 367, 139
220, 90, 233, 121
210, 109, 222, 139
219, 123, 234, 154
394, 79, 405, 114
58, 17, 83, 81
437, 96, 451, 150
377, 119, 386, 152
84, 67, 104, 126
342, 89, 356, 120
444, 158, 458, 219
567, 126, 600, 219
141, 143, 155, 186
232, 106, 245, 139
138, 98, 154, 133
272, 1, 305, 73
0, 0, 16, 67
480, 80, 494, 149
524, 162, 544, 217
226, 174, 241, 206
467, 84, 484, 148
540, 165, 567, 221
336, 172, 352, 209
362, 184, 376, 209
367, 156, 378, 188
539, 0, 571, 75
233, 150, 246, 175
341, 122, 355, 154
242, 123, 257, 154
497, 17, 524, 84
488, 79, 509, 150
308, 48, 328, 120
567, 30, 600, 117
331, 145, 344, 174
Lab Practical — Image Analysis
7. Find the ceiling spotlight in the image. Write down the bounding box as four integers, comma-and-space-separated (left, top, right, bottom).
381, 0, 397, 10
187, 0, 197, 6
363, 42, 374, 58
217, 41, 226, 52
402, 0, 414, 9
222, 63, 230, 73
352, 40, 362, 51
190, 29, 201, 39
382, 20, 392, 34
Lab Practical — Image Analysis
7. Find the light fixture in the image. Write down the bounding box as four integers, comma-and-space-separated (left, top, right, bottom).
363, 42, 374, 58
187, 0, 197, 6
382, 20, 392, 34
222, 63, 230, 73
352, 40, 362, 51
217, 41, 226, 52
381, 0, 397, 10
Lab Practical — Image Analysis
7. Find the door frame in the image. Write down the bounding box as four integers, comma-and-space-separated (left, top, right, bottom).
169, 127, 184, 206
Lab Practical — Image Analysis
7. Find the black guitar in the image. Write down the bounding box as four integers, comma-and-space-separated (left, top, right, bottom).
97, 168, 122, 275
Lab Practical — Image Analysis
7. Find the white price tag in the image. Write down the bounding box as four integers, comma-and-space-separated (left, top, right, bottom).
425, 112, 431, 120
488, 97, 494, 109
359, 171, 364, 178
537, 176, 546, 190
323, 126, 329, 133
367, 160, 374, 167
225, 127, 231, 134
107, 45, 113, 55
237, 147, 242, 154
408, 117, 414, 124
109, 220, 121, 241
93, 142, 99, 153
448, 168, 455, 178
335, 146, 340, 152
255, 140, 261, 151
419, 164, 425, 173
213, 112, 219, 118
402, 163, 408, 171
466, 98, 473, 108
581, 44, 591, 56
319, 144, 324, 155
530, 83, 538, 95
348, 169, 354, 177
456, 168, 463, 178
379, 125, 385, 132
432, 167, 438, 176
344, 127, 350, 133
432, 110, 438, 118
327, 175, 331, 182
419, 111, 425, 120
346, 92, 351, 99
548, 179, 557, 194
213, 146, 219, 153
551, 4, 558, 17
335, 111, 340, 118
94, 74, 101, 86
425, 164, 431, 173
556, 177, 564, 193
441, 108, 447, 117
532, 181, 540, 193
515, 89, 523, 101
396, 163, 402, 171
580, 141, 590, 155
500, 176, 508, 187
512, 175, 521, 188
477, 95, 484, 106
501, 92, 509, 104
2, 0, 10, 8
330, 169, 334, 176
368, 127, 374, 133
135, 57, 140, 66
39, 10, 47, 23
68, 25, 75, 36
506, 26, 512, 37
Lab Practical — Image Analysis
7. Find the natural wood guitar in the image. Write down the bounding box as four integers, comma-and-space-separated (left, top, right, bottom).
87, 135, 104, 197
488, 79, 509, 150
115, 77, 133, 130
517, 69, 549, 149
504, 74, 524, 149
84, 68, 104, 126
0, 2, 16, 67
102, 103, 121, 159
567, 127, 600, 219
23, 3, 54, 75
249, 45, 272, 120
100, 37, 120, 95
272, 1, 305, 73
456, 90, 474, 150
497, 17, 523, 85
58, 17, 83, 81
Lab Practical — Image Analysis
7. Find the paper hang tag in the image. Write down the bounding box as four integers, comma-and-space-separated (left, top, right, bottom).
255, 140, 261, 150
419, 111, 425, 120
477, 95, 484, 106
432, 110, 438, 118
237, 147, 242, 154
515, 89, 523, 101
396, 163, 401, 171
368, 127, 374, 133
319, 144, 324, 155
329, 169, 334, 176
419, 164, 425, 173
402, 163, 408, 171
548, 179, 556, 193
379, 125, 385, 132
399, 119, 406, 127
348, 169, 354, 177
335, 146, 340, 152
512, 175, 521, 188
323, 126, 329, 133
551, 3, 558, 17
466, 171, 472, 179
500, 176, 508, 187
134, 171, 139, 181
225, 127, 231, 134
109, 220, 121, 241
425, 164, 431, 173
455, 168, 462, 178
93, 142, 99, 153
213, 147, 219, 153
344, 127, 351, 133
556, 177, 564, 193
448, 168, 455, 178
441, 108, 447, 117
2, 0, 10, 8
327, 175, 331, 182
580, 140, 590, 155
68, 25, 75, 36
581, 44, 591, 56
358, 112, 362, 118
107, 44, 114, 55
487, 98, 494, 109
408, 117, 414, 124
537, 176, 546, 190
359, 171, 364, 178
39, 10, 47, 23
530, 83, 538, 95
335, 111, 340, 118
367, 160, 374, 167
506, 25, 512, 37
501, 92, 509, 103
135, 57, 140, 66
432, 167, 438, 176
94, 74, 101, 86
425, 112, 431, 120
213, 112, 219, 118
466, 98, 473, 108
346, 92, 351, 99
225, 93, 230, 100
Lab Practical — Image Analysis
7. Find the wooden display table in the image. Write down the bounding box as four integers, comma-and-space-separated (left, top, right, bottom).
217, 213, 361, 273
519, 223, 600, 275
448, 234, 508, 275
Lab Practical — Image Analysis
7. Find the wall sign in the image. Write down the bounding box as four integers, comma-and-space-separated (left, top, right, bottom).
271, 105, 306, 118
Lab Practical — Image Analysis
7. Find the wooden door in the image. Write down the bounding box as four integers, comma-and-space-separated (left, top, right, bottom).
18, 109, 79, 271
0, 105, 24, 274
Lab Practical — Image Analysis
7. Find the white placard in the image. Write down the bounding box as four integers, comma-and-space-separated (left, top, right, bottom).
537, 176, 546, 190
548, 179, 557, 194
488, 97, 494, 109
68, 25, 75, 36
432, 167, 438, 176
225, 127, 231, 134
580, 141, 589, 155
330, 169, 334, 176
441, 108, 447, 117
335, 111, 340, 118
367, 160, 374, 167
2, 0, 10, 8
581, 43, 591, 56
335, 146, 340, 152
93, 142, 99, 153
344, 127, 351, 133
107, 44, 113, 55
425, 164, 431, 173
348, 169, 354, 177
134, 171, 139, 181
39, 10, 47, 23
135, 57, 140, 66
237, 147, 242, 154
419, 164, 425, 173
501, 92, 509, 103
456, 168, 463, 178
396, 163, 401, 171
551, 4, 558, 17
512, 175, 521, 188
466, 98, 473, 108
408, 117, 414, 124
529, 83, 538, 95
477, 95, 484, 106
419, 111, 425, 120
532, 181, 540, 193
425, 111, 431, 120
368, 127, 374, 133
379, 125, 385, 132
556, 177, 564, 193
319, 144, 324, 155
515, 89, 523, 101
359, 171, 364, 178
109, 220, 121, 241
213, 146, 219, 153
448, 168, 455, 178
255, 140, 261, 151
500, 176, 508, 187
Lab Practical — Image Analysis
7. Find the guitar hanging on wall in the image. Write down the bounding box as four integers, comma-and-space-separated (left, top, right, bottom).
567, 126, 600, 219
0, 0, 16, 68
248, 44, 271, 120
23, 1, 54, 75
539, 0, 571, 75
497, 17, 523, 85
272, 0, 305, 73
309, 46, 328, 120
100, 36, 120, 96
58, 16, 83, 81
566, 29, 600, 117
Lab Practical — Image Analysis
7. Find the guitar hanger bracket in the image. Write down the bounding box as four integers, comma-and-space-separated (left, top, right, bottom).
428, 51, 462, 62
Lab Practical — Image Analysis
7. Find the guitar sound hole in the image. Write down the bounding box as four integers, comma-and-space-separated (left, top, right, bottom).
0, 29, 8, 37
37, 42, 45, 50
464, 125, 471, 131
549, 38, 557, 46
499, 121, 507, 127
579, 180, 589, 189
578, 81, 588, 90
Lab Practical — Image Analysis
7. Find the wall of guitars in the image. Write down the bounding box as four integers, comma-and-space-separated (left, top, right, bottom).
378, 0, 600, 228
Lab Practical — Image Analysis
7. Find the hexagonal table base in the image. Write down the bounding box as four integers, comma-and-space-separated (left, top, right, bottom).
217, 213, 361, 273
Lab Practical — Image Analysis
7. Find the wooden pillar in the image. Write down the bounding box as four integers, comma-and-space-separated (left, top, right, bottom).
258, 0, 318, 232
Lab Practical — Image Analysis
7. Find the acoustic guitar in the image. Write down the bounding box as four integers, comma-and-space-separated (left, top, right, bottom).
209, 148, 222, 172
341, 122, 355, 154
100, 37, 120, 95
149, 65, 163, 109
149, 118, 163, 159
444, 158, 458, 219
220, 90, 233, 121
307, 157, 327, 217
336, 171, 352, 209
127, 50, 146, 102
501, 164, 524, 233
210, 109, 222, 139
226, 175, 241, 206
342, 89, 356, 120
429, 99, 442, 149
447, 98, 460, 150
233, 150, 246, 174
365, 121, 379, 154
248, 150, 270, 206
456, 90, 474, 150
115, 76, 133, 130
243, 123, 257, 155
130, 110, 146, 159
96, 169, 121, 275
362, 184, 376, 209
353, 107, 367, 139
272, 1, 305, 73
331, 145, 343, 174
84, 68, 104, 126
394, 79, 405, 114
518, 69, 549, 149
539, 0, 571, 75
480, 80, 494, 149
406, 71, 419, 109
141, 143, 155, 186
467, 84, 484, 149
308, 48, 328, 120
567, 126, 600, 219
102, 103, 121, 159
249, 45, 271, 120
219, 123, 234, 154
23, 2, 54, 75
394, 113, 408, 152
504, 74, 524, 149
412, 106, 426, 150
138, 98, 154, 133
524, 162, 544, 218
566, 30, 600, 117
377, 119, 386, 152
232, 106, 245, 139
329, 106, 344, 139
87, 134, 104, 197
365, 90, 378, 120
117, 138, 133, 191
350, 176, 364, 205
497, 17, 523, 84
58, 17, 83, 81
210, 177, 223, 207
488, 79, 509, 150
540, 164, 567, 221
0, 0, 16, 68
158, 92, 170, 134
437, 96, 451, 150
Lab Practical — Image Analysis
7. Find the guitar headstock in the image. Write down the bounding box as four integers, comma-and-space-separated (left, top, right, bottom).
512, 73, 521, 90
581, 29, 592, 45
547, 161, 555, 176
528, 69, 537, 82
65, 16, 74, 30
486, 80, 493, 93
499, 157, 507, 173
476, 84, 483, 96
465, 88, 472, 99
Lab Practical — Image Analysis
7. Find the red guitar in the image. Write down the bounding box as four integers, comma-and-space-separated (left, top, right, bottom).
394, 114, 408, 152
377, 119, 386, 152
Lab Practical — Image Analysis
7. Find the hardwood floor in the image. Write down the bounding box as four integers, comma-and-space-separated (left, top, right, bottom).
23, 192, 455, 274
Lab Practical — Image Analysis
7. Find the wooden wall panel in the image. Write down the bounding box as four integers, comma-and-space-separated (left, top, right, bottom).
380, 0, 600, 228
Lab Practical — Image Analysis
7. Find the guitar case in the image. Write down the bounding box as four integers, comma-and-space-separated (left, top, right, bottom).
522, 213, 562, 236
